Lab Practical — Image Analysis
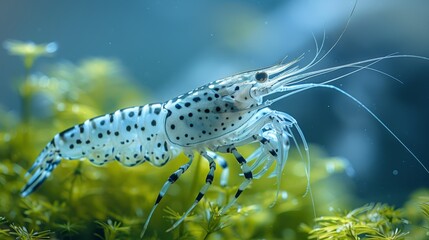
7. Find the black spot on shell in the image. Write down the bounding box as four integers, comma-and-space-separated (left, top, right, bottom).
204, 109, 210, 113
107, 130, 111, 135
100, 120, 105, 125
151, 120, 156, 126
179, 116, 184, 120
69, 144, 74, 149
184, 102, 191, 107
175, 104, 182, 109
86, 140, 91, 144
171, 124, 175, 130
154, 107, 161, 115
188, 113, 193, 117
115, 131, 120, 136
128, 111, 135, 117
76, 139, 82, 144
98, 133, 103, 138
215, 107, 221, 112
193, 97, 201, 102
126, 125, 131, 131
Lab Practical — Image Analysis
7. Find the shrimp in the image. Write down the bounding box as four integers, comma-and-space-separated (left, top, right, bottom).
21, 10, 429, 240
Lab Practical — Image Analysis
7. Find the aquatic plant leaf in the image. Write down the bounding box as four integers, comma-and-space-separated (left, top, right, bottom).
9, 224, 52, 239
306, 203, 408, 240
3, 40, 57, 70
95, 219, 130, 240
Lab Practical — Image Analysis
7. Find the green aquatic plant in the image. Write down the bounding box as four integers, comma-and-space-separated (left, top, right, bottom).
3, 40, 57, 72
0, 217, 10, 237
304, 203, 408, 240
95, 219, 130, 240
1, 40, 428, 239
9, 224, 52, 240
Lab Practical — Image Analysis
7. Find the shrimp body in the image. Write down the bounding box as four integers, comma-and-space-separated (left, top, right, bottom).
22, 47, 429, 237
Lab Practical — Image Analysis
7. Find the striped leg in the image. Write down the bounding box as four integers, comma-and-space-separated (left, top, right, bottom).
251, 134, 280, 179
166, 151, 216, 232
220, 147, 253, 214
140, 153, 194, 238
253, 126, 292, 206
206, 151, 229, 187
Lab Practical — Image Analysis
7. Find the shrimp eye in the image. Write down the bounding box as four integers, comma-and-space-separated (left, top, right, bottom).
255, 72, 268, 82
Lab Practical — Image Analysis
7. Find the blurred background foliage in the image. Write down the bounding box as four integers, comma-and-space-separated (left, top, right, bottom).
0, 40, 428, 239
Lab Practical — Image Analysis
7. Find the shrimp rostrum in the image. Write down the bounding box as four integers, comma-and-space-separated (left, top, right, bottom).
21, 44, 429, 236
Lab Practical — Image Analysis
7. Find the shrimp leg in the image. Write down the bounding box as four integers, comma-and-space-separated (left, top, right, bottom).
140, 153, 194, 238
166, 151, 216, 232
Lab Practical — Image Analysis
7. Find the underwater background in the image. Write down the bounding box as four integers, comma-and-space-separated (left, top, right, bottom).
0, 0, 428, 239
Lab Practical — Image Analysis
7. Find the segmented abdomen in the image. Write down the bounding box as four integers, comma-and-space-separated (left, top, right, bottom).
53, 103, 178, 167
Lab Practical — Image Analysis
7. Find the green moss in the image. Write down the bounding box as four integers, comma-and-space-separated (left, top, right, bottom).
1, 40, 428, 239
